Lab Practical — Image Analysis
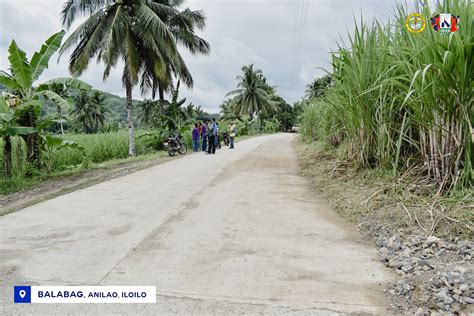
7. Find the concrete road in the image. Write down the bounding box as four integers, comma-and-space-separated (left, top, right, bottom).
0, 134, 393, 314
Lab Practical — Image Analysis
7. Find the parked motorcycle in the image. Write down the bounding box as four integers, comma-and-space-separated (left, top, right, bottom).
222, 131, 230, 146
213, 132, 229, 150
164, 133, 187, 157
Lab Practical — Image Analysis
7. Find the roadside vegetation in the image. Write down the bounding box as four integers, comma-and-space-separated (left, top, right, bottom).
0, 1, 298, 195
297, 2, 472, 311
300, 0, 472, 193
221, 64, 302, 134
298, 0, 472, 238
298, 140, 473, 239
0, 0, 209, 193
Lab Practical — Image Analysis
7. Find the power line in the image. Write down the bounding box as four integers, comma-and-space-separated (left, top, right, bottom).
290, 0, 304, 88
295, 0, 309, 67
290, 0, 302, 67
291, 0, 309, 90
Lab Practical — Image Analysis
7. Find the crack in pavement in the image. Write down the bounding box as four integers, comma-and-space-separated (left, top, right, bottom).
0, 134, 393, 314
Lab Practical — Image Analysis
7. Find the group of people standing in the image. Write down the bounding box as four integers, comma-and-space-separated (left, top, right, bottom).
192, 118, 237, 154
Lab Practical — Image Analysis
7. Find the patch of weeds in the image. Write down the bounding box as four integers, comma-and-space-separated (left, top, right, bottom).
295, 138, 473, 240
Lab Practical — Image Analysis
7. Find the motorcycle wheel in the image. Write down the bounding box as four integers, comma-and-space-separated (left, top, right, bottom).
168, 147, 176, 157
178, 143, 187, 155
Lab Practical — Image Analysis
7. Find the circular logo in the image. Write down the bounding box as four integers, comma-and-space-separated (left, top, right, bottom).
405, 13, 426, 33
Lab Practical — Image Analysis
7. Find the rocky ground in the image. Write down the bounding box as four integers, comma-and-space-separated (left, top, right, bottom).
1, 134, 392, 314
369, 227, 474, 314
296, 140, 473, 314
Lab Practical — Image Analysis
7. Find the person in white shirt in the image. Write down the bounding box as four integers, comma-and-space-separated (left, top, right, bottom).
229, 122, 237, 149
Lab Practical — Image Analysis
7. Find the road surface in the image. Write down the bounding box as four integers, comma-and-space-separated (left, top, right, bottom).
0, 134, 393, 314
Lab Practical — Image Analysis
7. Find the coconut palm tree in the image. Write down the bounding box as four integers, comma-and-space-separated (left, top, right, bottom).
60, 0, 210, 156
305, 75, 332, 99
219, 99, 239, 121
0, 31, 90, 167
194, 105, 205, 117
90, 91, 109, 129
43, 78, 90, 134
138, 99, 160, 126
72, 91, 109, 133
184, 103, 196, 120
71, 90, 95, 133
139, 3, 210, 105
226, 64, 278, 120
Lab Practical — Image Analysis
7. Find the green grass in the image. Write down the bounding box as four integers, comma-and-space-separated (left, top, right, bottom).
297, 138, 473, 240
55, 131, 133, 167
0, 130, 153, 192
0, 150, 167, 195
0, 131, 152, 176
0, 131, 262, 195
300, 0, 473, 191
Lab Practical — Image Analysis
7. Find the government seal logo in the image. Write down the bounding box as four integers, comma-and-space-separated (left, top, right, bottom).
405, 13, 426, 33
431, 13, 460, 34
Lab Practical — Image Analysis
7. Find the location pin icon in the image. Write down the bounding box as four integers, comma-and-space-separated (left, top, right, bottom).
19, 290, 26, 299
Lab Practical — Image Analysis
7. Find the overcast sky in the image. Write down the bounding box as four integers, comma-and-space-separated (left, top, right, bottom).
0, 0, 397, 113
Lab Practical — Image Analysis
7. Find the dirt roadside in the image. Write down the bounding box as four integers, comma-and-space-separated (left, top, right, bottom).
0, 135, 258, 216
295, 138, 473, 314
1, 133, 393, 314
0, 154, 176, 216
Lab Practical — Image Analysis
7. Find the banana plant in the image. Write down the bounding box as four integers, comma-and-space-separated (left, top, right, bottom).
137, 130, 169, 153
39, 134, 86, 173
0, 97, 35, 178
0, 30, 91, 167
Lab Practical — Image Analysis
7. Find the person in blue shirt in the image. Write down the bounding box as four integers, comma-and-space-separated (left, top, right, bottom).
208, 118, 218, 154
215, 122, 220, 147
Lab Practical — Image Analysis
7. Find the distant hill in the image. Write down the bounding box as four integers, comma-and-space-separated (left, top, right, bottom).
0, 84, 142, 127
99, 91, 144, 126
1, 84, 143, 124
0, 84, 215, 129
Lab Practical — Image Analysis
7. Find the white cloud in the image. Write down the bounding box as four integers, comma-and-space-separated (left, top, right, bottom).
1, 0, 397, 112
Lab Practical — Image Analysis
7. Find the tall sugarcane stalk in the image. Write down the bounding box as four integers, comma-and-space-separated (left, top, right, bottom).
299, 0, 473, 191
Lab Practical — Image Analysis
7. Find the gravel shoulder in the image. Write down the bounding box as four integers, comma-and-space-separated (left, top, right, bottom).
1, 133, 393, 314
296, 138, 474, 314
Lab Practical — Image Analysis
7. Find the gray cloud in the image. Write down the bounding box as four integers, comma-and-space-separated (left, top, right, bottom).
1, 0, 396, 113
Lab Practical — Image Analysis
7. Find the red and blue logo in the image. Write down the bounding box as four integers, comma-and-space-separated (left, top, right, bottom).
431, 13, 460, 34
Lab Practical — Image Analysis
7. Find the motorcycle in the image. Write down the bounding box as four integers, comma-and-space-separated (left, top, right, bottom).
222, 131, 230, 146
213, 132, 229, 150
164, 133, 187, 157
